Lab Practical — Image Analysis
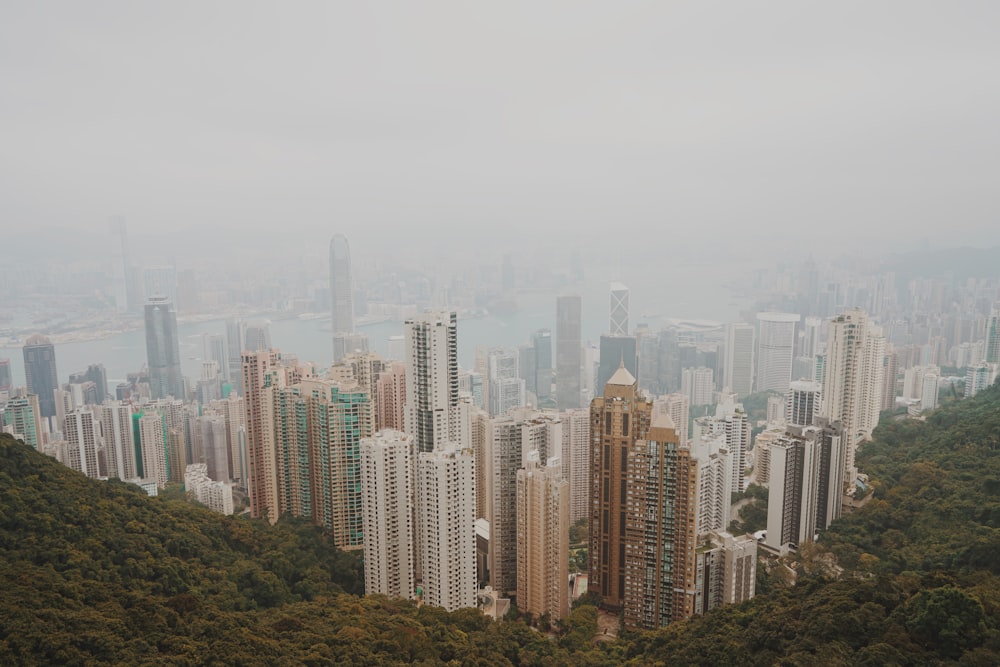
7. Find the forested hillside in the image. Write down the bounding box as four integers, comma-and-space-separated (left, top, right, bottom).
1, 382, 1000, 665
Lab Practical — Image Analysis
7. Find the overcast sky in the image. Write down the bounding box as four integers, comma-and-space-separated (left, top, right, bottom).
2, 1, 999, 262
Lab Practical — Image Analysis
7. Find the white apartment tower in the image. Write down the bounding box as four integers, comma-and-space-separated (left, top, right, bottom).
139, 412, 169, 488
560, 408, 591, 522
101, 400, 137, 481
786, 380, 822, 428
65, 408, 101, 479
405, 311, 463, 453
415, 446, 477, 612
755, 313, 799, 393
681, 367, 715, 407
724, 323, 755, 398
361, 431, 415, 601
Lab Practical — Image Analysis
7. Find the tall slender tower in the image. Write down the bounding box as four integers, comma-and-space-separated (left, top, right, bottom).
330, 234, 355, 362
101, 400, 137, 480
23, 334, 59, 419
516, 453, 570, 622
609, 282, 629, 336
144, 296, 185, 400
556, 295, 582, 409
724, 323, 755, 398
589, 363, 653, 611
65, 408, 101, 479
986, 302, 1000, 364
755, 313, 799, 393
404, 311, 461, 453
242, 349, 284, 522
361, 430, 415, 600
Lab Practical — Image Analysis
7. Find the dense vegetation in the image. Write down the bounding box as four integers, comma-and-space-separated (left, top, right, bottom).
1, 381, 999, 664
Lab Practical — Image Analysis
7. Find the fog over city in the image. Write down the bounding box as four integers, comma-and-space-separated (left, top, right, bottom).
3, 1, 1000, 265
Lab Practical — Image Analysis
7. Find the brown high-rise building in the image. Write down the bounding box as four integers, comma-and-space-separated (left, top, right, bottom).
242, 349, 283, 523
588, 364, 653, 611
623, 413, 698, 629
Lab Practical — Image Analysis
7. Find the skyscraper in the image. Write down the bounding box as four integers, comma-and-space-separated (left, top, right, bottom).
724, 323, 755, 398
609, 282, 629, 336
361, 430, 415, 600
139, 412, 169, 489
596, 334, 638, 396
143, 266, 178, 308
144, 296, 185, 400
532, 329, 553, 406
65, 408, 100, 479
786, 380, 822, 428
101, 400, 137, 481
755, 313, 799, 393
242, 349, 284, 522
589, 364, 653, 611
404, 311, 461, 453
986, 302, 1000, 364
330, 234, 355, 362
516, 453, 570, 622
0, 358, 11, 393
3, 395, 43, 450
556, 295, 582, 410
415, 446, 477, 612
68, 364, 108, 405
487, 348, 525, 417
560, 408, 590, 522
23, 334, 59, 419
681, 367, 714, 407
110, 217, 132, 313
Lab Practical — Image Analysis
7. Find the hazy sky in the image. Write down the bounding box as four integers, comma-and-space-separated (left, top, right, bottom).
3, 1, 999, 261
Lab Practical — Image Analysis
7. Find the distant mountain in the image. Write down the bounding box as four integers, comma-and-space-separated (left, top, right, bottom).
2, 382, 1000, 664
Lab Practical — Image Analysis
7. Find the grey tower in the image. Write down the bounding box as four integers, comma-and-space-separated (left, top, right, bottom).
556, 295, 582, 410
144, 296, 185, 400
22, 334, 59, 418
329, 234, 355, 362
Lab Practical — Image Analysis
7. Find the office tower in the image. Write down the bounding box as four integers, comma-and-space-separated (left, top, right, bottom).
375, 361, 406, 431
690, 431, 732, 535
694, 531, 757, 614
244, 321, 272, 353
589, 364, 654, 611
404, 311, 461, 454
329, 234, 355, 359
0, 358, 11, 392
920, 373, 940, 412
681, 367, 714, 407
654, 393, 690, 447
820, 309, 885, 484
143, 265, 178, 307
723, 323, 755, 397
415, 446, 477, 612
110, 217, 132, 312
184, 464, 234, 515
556, 295, 582, 409
361, 430, 415, 600
516, 453, 570, 622
4, 395, 43, 450
623, 412, 698, 630
560, 408, 590, 522
965, 362, 994, 398
64, 408, 101, 478
198, 414, 229, 482
202, 334, 229, 384
490, 409, 562, 597
23, 334, 59, 419
67, 364, 107, 405
987, 303, 1000, 364
596, 334, 638, 395
144, 297, 185, 400
242, 349, 284, 522
487, 348, 525, 417
101, 400, 137, 481
755, 313, 799, 393
786, 380, 822, 428
519, 344, 536, 397
532, 329, 553, 407
138, 412, 169, 488
764, 422, 844, 554
226, 319, 245, 391
882, 347, 899, 410
609, 282, 629, 336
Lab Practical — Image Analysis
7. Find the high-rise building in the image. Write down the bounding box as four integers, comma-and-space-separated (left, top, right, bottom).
244, 321, 272, 353
786, 380, 822, 428
415, 446, 477, 612
375, 361, 407, 431
110, 217, 133, 313
920, 373, 940, 412
755, 313, 799, 393
202, 334, 229, 384
138, 412, 169, 489
143, 266, 178, 308
100, 400, 137, 481
690, 431, 732, 536
144, 297, 185, 400
589, 364, 654, 612
681, 367, 714, 407
609, 282, 629, 336
723, 323, 755, 398
330, 234, 355, 362
556, 295, 582, 410
764, 422, 844, 555
532, 329, 553, 407
623, 412, 698, 629
3, 395, 43, 449
819, 309, 885, 484
694, 531, 757, 614
67, 364, 108, 405
516, 453, 570, 622
881, 346, 899, 411
487, 348, 525, 417
489, 409, 562, 597
242, 349, 284, 522
965, 362, 995, 398
23, 334, 59, 419
65, 408, 101, 478
226, 318, 245, 393
404, 311, 462, 453
986, 303, 1000, 364
361, 430, 415, 600
184, 463, 234, 515
654, 393, 690, 446
0, 358, 12, 393
198, 414, 229, 483
560, 408, 590, 523
724, 411, 751, 494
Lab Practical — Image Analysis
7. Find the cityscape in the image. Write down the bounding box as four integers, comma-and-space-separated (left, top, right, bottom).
2, 2, 1000, 663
